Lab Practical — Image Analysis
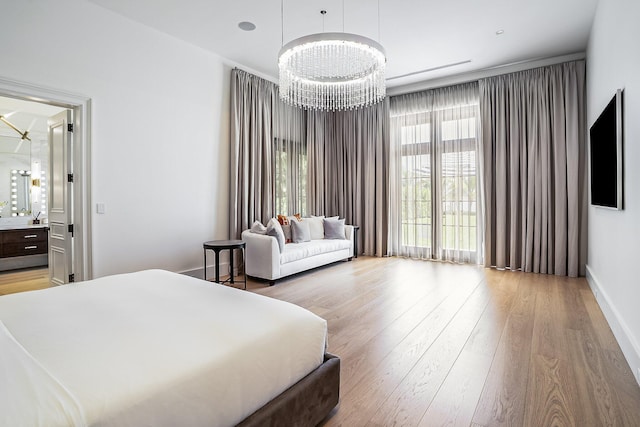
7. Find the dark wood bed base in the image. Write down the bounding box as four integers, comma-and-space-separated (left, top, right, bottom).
236, 353, 340, 427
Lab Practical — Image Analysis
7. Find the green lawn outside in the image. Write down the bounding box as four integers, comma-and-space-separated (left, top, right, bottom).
402, 213, 477, 250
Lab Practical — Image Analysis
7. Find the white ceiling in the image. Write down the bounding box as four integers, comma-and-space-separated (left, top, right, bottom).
88, 0, 598, 89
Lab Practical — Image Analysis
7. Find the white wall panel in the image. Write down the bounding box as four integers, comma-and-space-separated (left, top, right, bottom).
587, 0, 640, 385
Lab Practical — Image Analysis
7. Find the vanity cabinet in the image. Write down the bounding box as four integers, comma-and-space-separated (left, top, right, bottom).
1, 228, 48, 257
0, 226, 49, 271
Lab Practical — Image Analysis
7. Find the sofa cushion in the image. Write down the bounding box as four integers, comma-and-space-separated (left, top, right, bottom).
266, 218, 285, 253
280, 240, 352, 264
324, 218, 345, 239
250, 220, 267, 234
291, 220, 311, 243
305, 216, 325, 240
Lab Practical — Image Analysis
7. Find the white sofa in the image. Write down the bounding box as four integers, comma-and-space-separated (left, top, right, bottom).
242, 225, 354, 285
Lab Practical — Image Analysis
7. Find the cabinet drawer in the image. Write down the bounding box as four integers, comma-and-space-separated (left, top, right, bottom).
2, 241, 48, 257
1, 229, 48, 244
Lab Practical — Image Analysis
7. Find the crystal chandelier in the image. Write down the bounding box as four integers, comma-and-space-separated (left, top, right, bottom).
278, 14, 386, 111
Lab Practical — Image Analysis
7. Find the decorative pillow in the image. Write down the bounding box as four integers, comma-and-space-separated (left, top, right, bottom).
305, 216, 325, 240
266, 218, 285, 253
282, 224, 292, 243
277, 214, 301, 243
324, 218, 346, 239
291, 220, 311, 243
250, 220, 267, 234
277, 214, 290, 225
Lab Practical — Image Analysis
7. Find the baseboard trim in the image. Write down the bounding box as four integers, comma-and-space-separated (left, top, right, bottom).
585, 264, 640, 386
181, 261, 238, 281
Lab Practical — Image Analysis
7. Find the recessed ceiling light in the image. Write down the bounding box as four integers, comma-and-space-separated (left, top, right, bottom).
238, 21, 256, 31
496, 29, 504, 35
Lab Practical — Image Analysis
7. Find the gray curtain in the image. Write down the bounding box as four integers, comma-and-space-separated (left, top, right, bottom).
307, 101, 390, 257
479, 60, 587, 277
229, 69, 277, 239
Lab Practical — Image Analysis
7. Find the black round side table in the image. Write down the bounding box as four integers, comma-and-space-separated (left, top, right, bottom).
203, 240, 246, 289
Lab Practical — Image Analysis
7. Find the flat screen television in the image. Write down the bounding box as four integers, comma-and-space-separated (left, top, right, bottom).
590, 89, 623, 209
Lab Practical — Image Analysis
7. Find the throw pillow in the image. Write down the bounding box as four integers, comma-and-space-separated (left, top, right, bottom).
277, 214, 301, 243
324, 218, 346, 239
277, 214, 290, 225
266, 218, 285, 253
291, 220, 311, 243
305, 216, 325, 240
281, 224, 292, 243
250, 220, 267, 234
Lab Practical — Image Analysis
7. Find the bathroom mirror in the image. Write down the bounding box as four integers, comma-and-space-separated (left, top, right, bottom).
0, 136, 31, 218
11, 169, 31, 216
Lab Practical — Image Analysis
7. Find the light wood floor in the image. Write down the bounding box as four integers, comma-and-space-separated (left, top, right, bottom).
0, 267, 49, 295
247, 257, 640, 427
4, 259, 640, 426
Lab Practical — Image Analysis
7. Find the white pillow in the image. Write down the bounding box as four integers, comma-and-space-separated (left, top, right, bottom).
266, 218, 285, 253
305, 216, 325, 240
250, 220, 267, 234
291, 220, 311, 243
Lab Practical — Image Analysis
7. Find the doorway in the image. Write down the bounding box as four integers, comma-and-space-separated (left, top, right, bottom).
0, 76, 92, 287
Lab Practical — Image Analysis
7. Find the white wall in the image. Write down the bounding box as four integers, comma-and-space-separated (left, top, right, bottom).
0, 0, 232, 278
587, 0, 640, 384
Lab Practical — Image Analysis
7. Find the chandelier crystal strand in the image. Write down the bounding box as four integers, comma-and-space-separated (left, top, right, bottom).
278, 33, 386, 111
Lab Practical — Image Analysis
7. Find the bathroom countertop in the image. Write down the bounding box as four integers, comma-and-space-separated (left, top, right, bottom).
0, 223, 48, 231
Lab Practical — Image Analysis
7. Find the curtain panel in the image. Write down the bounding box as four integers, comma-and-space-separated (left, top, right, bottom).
479, 60, 587, 277
388, 83, 484, 264
229, 69, 277, 239
307, 102, 390, 257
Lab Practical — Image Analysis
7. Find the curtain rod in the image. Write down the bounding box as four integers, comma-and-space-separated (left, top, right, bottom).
387, 52, 586, 97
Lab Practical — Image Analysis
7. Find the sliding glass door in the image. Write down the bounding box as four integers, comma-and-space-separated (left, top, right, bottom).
390, 84, 482, 264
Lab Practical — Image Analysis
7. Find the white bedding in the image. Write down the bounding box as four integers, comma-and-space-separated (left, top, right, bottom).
0, 270, 327, 427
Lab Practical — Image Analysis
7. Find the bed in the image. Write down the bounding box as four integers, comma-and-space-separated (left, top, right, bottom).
0, 269, 340, 426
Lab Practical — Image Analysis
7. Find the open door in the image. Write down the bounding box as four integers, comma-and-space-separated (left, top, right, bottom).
48, 110, 74, 285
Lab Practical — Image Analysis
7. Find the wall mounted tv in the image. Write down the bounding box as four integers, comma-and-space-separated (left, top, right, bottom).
590, 89, 623, 209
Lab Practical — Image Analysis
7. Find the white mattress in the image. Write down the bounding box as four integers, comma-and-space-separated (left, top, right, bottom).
0, 270, 327, 427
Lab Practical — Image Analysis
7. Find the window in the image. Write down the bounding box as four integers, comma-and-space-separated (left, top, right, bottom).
394, 101, 481, 263
274, 138, 307, 216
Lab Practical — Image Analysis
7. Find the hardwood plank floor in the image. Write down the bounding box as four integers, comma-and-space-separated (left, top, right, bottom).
0, 267, 49, 295
246, 257, 640, 427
